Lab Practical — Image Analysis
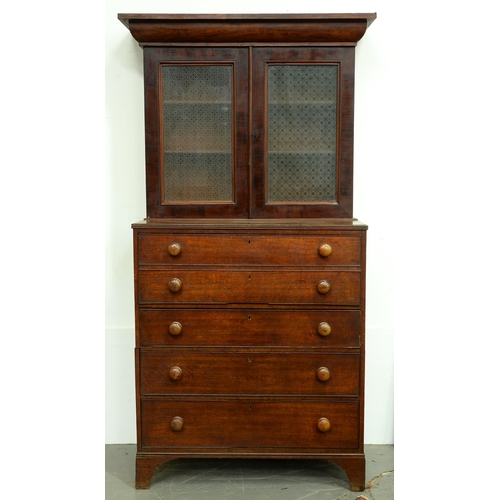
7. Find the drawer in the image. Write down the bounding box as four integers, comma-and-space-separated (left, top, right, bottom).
140, 351, 360, 396
139, 309, 361, 347
140, 399, 360, 450
138, 270, 361, 305
137, 233, 361, 266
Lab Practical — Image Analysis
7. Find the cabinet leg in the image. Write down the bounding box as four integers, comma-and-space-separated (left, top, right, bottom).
135, 466, 154, 489
135, 454, 174, 489
330, 455, 366, 492
135, 454, 365, 491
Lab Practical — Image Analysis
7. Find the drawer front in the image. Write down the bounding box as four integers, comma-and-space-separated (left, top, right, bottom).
139, 309, 360, 347
141, 399, 359, 450
137, 233, 361, 266
138, 270, 361, 305
140, 351, 360, 396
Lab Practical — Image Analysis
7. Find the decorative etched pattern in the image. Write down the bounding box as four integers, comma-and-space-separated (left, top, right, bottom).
164, 152, 232, 202
162, 65, 232, 103
268, 65, 338, 102
267, 65, 338, 203
268, 104, 335, 152
267, 153, 336, 202
164, 104, 232, 152
161, 65, 233, 202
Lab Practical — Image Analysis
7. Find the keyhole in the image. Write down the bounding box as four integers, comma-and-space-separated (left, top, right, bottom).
248, 357, 252, 363
248, 240, 251, 244
249, 405, 252, 410
248, 275, 251, 280
248, 315, 251, 320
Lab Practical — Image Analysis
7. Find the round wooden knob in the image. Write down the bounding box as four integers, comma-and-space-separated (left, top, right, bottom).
170, 416, 184, 431
169, 321, 182, 336
168, 242, 182, 256
317, 322, 331, 337
317, 417, 331, 432
168, 278, 182, 293
317, 280, 330, 294
169, 366, 182, 381
318, 243, 332, 257
317, 367, 331, 381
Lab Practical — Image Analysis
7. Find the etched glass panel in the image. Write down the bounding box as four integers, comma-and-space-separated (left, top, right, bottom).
267, 65, 338, 203
162, 65, 233, 202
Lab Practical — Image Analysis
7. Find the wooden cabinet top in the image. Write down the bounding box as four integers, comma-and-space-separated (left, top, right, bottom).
132, 218, 368, 231
118, 13, 376, 44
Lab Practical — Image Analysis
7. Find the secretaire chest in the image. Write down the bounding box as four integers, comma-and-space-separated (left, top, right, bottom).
120, 12, 375, 493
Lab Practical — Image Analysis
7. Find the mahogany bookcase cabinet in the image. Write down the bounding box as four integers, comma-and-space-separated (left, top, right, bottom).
118, 13, 376, 492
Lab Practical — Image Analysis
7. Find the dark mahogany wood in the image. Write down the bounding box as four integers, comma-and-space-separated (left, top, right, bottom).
119, 13, 375, 219
135, 454, 176, 489
132, 221, 367, 491
143, 47, 249, 218
138, 308, 361, 348
137, 233, 362, 266
138, 268, 361, 305
118, 14, 376, 44
120, 13, 374, 492
140, 399, 360, 449
251, 46, 355, 218
135, 453, 365, 490
139, 351, 360, 395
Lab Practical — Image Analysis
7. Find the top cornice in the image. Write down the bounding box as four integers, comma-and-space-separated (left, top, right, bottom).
118, 13, 376, 45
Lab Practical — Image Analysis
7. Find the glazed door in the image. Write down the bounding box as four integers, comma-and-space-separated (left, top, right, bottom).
252, 47, 355, 218
144, 47, 249, 218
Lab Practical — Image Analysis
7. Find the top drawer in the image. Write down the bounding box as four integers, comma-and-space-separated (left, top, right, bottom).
137, 234, 361, 267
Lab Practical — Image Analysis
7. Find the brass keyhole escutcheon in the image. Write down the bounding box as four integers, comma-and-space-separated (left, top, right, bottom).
248, 357, 252, 363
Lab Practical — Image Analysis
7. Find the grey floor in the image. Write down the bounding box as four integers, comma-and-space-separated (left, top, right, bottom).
106, 444, 393, 499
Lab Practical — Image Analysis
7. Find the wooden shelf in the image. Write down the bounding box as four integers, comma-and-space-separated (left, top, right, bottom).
164, 101, 231, 105
269, 101, 336, 105
165, 150, 231, 154
268, 151, 335, 155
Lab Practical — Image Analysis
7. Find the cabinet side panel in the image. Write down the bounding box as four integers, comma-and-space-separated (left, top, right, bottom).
133, 229, 143, 450
358, 230, 367, 448
143, 49, 161, 217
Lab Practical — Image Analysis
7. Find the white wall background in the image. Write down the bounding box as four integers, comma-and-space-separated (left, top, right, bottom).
105, 0, 394, 445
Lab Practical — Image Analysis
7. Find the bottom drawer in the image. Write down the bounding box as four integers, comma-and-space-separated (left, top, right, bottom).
141, 399, 359, 450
